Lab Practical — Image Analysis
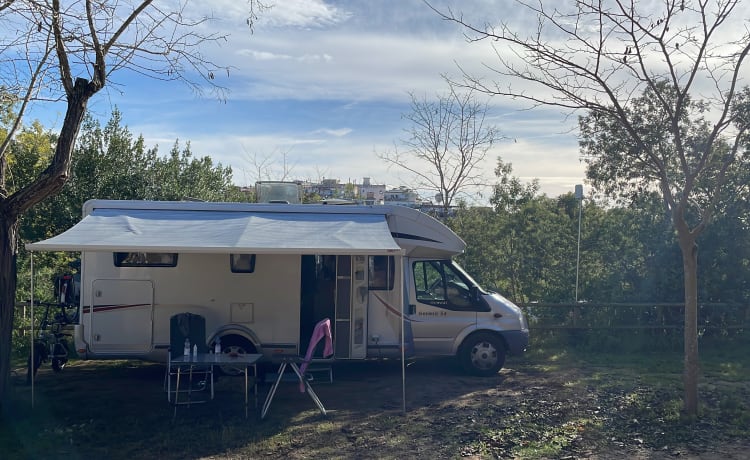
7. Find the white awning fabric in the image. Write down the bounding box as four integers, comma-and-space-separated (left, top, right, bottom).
26, 208, 403, 255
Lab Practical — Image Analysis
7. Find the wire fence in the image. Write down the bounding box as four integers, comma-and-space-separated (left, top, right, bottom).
521, 302, 749, 351
521, 302, 749, 331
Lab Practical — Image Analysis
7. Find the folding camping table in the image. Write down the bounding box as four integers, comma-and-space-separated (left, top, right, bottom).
170, 353, 263, 419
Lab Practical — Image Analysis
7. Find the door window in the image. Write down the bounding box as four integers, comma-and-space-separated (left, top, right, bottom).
368, 255, 395, 290
412, 260, 478, 310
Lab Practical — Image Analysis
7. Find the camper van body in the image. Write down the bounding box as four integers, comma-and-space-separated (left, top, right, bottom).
28, 200, 528, 375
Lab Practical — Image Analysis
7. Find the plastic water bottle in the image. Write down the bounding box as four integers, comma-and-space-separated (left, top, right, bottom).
214, 337, 221, 355
192, 344, 197, 357
183, 338, 190, 356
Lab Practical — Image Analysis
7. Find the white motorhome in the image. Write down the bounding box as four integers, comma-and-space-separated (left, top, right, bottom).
27, 200, 528, 376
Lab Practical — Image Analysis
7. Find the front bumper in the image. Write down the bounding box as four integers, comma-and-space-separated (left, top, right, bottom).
500, 329, 529, 355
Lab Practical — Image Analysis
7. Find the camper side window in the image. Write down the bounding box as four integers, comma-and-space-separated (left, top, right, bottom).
230, 254, 256, 273
368, 255, 395, 290
113, 252, 178, 267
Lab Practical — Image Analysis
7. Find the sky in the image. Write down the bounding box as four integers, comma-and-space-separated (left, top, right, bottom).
30, 0, 586, 201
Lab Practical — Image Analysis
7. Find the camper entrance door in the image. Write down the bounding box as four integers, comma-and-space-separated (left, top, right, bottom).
300, 255, 368, 360
88, 279, 154, 354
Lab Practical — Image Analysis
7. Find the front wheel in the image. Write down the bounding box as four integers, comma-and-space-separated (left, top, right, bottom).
459, 333, 506, 376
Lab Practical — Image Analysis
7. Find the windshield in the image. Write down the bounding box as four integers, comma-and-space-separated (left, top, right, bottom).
449, 261, 487, 295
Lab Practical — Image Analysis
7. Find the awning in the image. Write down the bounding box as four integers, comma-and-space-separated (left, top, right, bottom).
26, 208, 403, 255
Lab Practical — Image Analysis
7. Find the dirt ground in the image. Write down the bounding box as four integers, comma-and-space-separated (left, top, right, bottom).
7, 355, 750, 459
276, 358, 750, 460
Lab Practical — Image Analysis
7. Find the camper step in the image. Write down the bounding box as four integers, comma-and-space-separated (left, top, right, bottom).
305, 365, 333, 383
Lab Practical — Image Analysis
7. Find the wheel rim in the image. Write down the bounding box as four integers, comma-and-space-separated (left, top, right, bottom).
220, 344, 247, 375
470, 340, 498, 370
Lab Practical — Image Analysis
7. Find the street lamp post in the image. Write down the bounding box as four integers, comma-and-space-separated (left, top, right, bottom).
575, 184, 583, 303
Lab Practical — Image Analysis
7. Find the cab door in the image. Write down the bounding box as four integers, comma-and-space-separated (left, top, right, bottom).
408, 259, 484, 355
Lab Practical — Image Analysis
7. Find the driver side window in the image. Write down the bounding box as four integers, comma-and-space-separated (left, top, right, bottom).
413, 260, 474, 310
414, 261, 445, 302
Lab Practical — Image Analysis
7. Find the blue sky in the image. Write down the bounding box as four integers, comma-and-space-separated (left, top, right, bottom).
30, 0, 585, 200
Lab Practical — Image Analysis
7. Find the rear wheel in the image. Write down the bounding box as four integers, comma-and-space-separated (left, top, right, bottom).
51, 341, 69, 372
216, 335, 258, 376
51, 358, 67, 372
459, 333, 506, 376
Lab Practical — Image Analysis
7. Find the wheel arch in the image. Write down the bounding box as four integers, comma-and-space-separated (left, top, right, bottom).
454, 327, 508, 356
208, 324, 262, 353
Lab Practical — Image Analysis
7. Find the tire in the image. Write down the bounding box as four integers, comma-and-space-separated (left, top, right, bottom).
216, 335, 257, 376
459, 333, 506, 376
51, 357, 67, 372
51, 341, 69, 372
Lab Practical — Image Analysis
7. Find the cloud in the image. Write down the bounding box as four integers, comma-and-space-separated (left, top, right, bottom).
240, 50, 293, 61
257, 0, 352, 29
237, 49, 334, 63
313, 128, 352, 137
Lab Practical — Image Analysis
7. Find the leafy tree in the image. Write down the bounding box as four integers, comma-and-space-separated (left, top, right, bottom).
451, 205, 507, 292
431, 0, 750, 416
28, 110, 244, 237
695, 159, 750, 304
453, 159, 576, 303
490, 159, 540, 215
0, 0, 264, 407
624, 193, 683, 303
147, 141, 240, 202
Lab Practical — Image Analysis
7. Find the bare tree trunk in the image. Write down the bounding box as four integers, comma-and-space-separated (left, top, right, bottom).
10, 79, 95, 214
680, 236, 700, 417
0, 216, 19, 411
0, 78, 93, 408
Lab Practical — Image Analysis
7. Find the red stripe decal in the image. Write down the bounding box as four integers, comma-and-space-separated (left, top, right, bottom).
82, 303, 151, 314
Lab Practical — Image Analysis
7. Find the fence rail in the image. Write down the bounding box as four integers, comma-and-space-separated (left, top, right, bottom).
519, 302, 749, 332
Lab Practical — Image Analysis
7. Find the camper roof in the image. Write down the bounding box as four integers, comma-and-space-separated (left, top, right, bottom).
26, 200, 465, 257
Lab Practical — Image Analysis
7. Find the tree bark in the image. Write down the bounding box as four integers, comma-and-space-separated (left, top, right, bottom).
0, 216, 19, 412
680, 235, 700, 417
0, 78, 95, 409
6, 79, 96, 217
